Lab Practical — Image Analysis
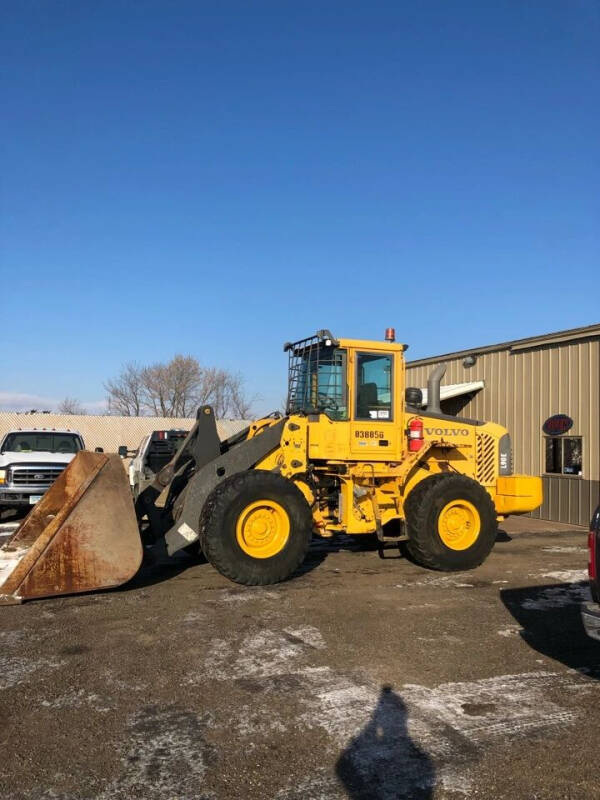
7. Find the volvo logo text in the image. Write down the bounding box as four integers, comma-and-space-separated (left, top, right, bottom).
425, 428, 469, 436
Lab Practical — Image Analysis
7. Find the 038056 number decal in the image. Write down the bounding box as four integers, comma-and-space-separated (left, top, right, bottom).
354, 430, 384, 439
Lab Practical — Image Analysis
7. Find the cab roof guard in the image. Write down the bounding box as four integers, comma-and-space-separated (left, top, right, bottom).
283, 329, 338, 354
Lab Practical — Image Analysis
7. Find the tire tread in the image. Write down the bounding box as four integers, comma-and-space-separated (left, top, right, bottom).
405, 473, 497, 571
200, 471, 312, 585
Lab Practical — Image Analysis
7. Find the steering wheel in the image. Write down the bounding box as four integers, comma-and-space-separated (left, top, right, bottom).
317, 392, 339, 411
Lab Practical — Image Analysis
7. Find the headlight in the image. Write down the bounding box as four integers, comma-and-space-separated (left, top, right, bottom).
0, 469, 6, 485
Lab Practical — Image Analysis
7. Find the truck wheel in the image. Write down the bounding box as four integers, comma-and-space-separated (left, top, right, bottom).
404, 474, 497, 571
200, 471, 313, 585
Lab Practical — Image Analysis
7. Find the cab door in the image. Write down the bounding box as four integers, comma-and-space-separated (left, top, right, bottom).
349, 350, 399, 460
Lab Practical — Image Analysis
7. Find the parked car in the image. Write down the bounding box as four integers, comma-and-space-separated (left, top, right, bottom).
120, 429, 188, 499
581, 504, 600, 641
0, 428, 85, 512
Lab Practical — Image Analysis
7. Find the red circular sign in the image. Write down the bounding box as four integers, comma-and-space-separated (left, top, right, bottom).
542, 414, 573, 436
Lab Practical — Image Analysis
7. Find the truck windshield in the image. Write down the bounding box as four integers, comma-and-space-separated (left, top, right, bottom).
1, 432, 83, 454
287, 345, 347, 420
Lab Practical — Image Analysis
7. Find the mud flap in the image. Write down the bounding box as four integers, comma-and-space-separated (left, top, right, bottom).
0, 452, 142, 604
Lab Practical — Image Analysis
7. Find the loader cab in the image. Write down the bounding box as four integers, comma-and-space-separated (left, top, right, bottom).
285, 330, 406, 461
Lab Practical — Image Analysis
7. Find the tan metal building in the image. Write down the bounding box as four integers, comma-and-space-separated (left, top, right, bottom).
406, 323, 600, 527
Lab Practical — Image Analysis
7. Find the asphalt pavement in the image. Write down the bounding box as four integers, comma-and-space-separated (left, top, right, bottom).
0, 515, 598, 799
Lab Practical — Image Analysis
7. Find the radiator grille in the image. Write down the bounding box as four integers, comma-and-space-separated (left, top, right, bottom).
476, 434, 496, 485
10, 465, 65, 488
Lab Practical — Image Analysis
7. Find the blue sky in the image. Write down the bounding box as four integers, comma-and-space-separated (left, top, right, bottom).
2, 0, 598, 415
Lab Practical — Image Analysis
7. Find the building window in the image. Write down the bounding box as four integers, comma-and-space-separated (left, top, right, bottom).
355, 352, 393, 420
544, 436, 583, 476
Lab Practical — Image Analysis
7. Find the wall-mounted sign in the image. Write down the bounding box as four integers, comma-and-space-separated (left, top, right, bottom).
542, 414, 573, 436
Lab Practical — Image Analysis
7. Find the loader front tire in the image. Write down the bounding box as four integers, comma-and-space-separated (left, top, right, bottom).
404, 474, 497, 571
200, 471, 312, 585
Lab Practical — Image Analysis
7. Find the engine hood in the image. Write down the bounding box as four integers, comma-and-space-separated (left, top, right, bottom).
0, 451, 77, 467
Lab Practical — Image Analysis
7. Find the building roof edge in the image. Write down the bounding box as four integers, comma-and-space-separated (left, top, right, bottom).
406, 323, 600, 367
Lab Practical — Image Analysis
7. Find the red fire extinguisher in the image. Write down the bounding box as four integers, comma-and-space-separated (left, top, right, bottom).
408, 417, 424, 451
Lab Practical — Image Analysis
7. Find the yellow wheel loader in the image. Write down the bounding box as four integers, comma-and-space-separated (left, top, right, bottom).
0, 329, 542, 603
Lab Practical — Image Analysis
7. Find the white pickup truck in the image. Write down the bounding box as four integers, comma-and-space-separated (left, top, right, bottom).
121, 429, 188, 499
0, 428, 86, 511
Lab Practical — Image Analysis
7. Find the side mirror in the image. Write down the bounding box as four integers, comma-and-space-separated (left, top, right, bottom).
94, 447, 104, 453
118, 445, 128, 458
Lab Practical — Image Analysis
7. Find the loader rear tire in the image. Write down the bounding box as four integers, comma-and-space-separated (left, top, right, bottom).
200, 471, 312, 585
404, 474, 497, 571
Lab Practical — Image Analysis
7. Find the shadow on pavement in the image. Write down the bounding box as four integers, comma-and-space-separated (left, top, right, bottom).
121, 553, 197, 591
336, 685, 434, 800
124, 534, 334, 591
501, 582, 600, 677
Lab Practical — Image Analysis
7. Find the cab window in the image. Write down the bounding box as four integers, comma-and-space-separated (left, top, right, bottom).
288, 346, 348, 420
355, 353, 393, 421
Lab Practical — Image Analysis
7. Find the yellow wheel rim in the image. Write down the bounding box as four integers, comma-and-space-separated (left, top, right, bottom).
235, 500, 290, 559
438, 499, 481, 551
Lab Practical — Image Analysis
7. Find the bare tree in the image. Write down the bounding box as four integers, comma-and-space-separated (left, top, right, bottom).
104, 362, 145, 416
142, 355, 202, 418
57, 397, 86, 415
197, 367, 231, 418
195, 369, 256, 419
104, 355, 255, 419
227, 373, 256, 419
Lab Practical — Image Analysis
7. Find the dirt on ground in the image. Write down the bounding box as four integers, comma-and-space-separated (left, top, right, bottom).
0, 515, 598, 799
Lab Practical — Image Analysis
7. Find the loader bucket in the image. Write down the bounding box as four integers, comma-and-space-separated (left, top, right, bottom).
0, 451, 142, 604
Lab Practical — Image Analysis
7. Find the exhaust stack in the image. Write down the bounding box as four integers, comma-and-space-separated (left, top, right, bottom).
426, 364, 446, 414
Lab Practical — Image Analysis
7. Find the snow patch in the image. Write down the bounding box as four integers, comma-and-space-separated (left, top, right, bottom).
298, 670, 375, 741
439, 769, 473, 795
100, 671, 147, 693
235, 704, 288, 742
0, 630, 26, 646
0, 546, 29, 586
225, 630, 308, 677
283, 625, 326, 650
97, 705, 216, 800
275, 771, 343, 799
183, 610, 205, 623
193, 626, 325, 682
395, 574, 476, 589
0, 654, 65, 690
217, 588, 279, 603
403, 671, 577, 746
195, 625, 584, 800
497, 626, 523, 638
541, 569, 588, 583
0, 522, 19, 534
298, 669, 581, 778
41, 688, 112, 713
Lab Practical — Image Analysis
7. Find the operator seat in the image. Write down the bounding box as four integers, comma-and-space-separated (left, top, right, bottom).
357, 382, 378, 419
